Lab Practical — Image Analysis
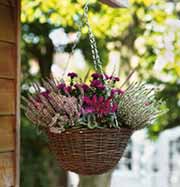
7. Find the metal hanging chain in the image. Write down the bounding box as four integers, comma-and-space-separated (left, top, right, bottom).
62, 0, 104, 77
83, 1, 104, 74
62, 18, 83, 78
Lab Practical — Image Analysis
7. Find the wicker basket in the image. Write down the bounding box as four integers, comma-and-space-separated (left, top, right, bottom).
46, 128, 133, 175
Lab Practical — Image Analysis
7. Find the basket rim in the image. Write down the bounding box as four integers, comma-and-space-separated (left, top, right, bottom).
47, 127, 133, 135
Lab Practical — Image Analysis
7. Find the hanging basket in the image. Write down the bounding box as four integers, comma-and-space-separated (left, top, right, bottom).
22, 0, 163, 176
45, 127, 133, 175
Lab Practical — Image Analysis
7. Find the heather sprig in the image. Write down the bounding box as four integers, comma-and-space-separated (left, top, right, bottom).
23, 88, 80, 133
116, 82, 164, 130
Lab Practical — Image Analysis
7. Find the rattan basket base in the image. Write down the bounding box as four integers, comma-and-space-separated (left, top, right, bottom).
46, 128, 133, 175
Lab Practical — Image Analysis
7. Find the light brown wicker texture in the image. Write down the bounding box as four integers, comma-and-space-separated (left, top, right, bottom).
46, 128, 133, 175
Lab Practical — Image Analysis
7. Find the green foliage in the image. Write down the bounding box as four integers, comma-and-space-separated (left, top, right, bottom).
20, 112, 63, 187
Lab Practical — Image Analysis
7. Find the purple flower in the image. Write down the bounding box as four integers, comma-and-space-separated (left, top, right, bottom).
64, 86, 72, 93
118, 89, 125, 95
111, 103, 118, 113
81, 84, 89, 91
90, 79, 101, 87
74, 83, 89, 92
57, 83, 66, 90
90, 80, 105, 90
91, 73, 103, 79
111, 89, 117, 96
109, 76, 120, 82
74, 83, 81, 89
113, 77, 120, 82
67, 72, 78, 79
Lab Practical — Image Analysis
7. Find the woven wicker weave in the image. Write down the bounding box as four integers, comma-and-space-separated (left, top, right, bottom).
46, 128, 133, 175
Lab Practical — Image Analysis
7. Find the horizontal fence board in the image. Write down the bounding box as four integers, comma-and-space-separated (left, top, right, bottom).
0, 0, 16, 7
0, 116, 15, 152
0, 79, 15, 115
0, 5, 16, 42
0, 152, 14, 187
0, 42, 16, 78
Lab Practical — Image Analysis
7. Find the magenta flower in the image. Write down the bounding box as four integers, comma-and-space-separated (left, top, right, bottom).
74, 83, 81, 89
74, 83, 89, 92
82, 95, 118, 116
90, 80, 105, 90
81, 83, 89, 91
63, 86, 72, 94
91, 73, 103, 79
113, 77, 120, 82
118, 89, 125, 95
67, 72, 78, 79
83, 96, 92, 105
57, 83, 66, 90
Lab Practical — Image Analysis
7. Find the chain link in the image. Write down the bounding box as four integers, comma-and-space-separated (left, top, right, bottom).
62, 0, 104, 76
83, 2, 104, 74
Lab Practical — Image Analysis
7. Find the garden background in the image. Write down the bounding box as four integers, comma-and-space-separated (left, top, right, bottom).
20, 0, 180, 186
